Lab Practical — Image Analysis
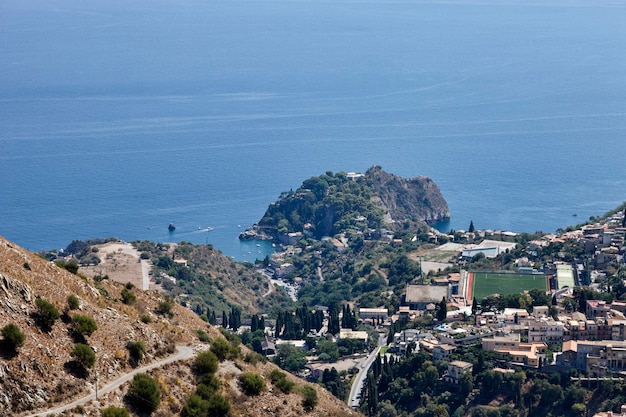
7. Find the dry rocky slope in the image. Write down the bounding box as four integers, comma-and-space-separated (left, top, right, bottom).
0, 236, 358, 417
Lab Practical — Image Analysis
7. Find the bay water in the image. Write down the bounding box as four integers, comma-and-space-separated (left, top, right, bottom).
1, 0, 626, 260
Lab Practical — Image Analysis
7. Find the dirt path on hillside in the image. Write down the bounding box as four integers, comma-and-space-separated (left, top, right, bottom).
21, 345, 195, 417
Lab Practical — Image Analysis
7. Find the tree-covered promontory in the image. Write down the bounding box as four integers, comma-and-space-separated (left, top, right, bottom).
248, 166, 450, 240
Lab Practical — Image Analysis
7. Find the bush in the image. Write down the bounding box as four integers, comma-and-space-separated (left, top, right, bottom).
206, 394, 230, 416
195, 329, 210, 342
193, 350, 219, 376
196, 375, 220, 399
244, 351, 266, 365
120, 289, 136, 305
71, 343, 96, 369
34, 298, 60, 331
67, 294, 80, 310
300, 385, 318, 410
182, 394, 209, 417
239, 372, 265, 396
55, 260, 80, 274
182, 392, 229, 417
210, 337, 239, 361
1, 323, 25, 351
156, 301, 173, 317
101, 406, 130, 417
268, 369, 295, 393
127, 341, 146, 366
127, 373, 161, 414
140, 314, 152, 324
125, 282, 135, 290
72, 314, 98, 337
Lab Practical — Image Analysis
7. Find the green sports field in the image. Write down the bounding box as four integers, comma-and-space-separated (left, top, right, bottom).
471, 272, 548, 300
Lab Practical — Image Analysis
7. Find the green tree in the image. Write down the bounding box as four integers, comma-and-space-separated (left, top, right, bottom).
101, 406, 130, 417
1, 323, 25, 351
34, 298, 60, 331
127, 373, 161, 414
71, 343, 96, 369
274, 343, 307, 372
239, 372, 265, 396
468, 220, 475, 233
317, 339, 340, 362
460, 371, 474, 397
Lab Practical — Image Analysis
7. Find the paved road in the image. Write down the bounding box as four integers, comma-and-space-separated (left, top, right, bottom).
23, 345, 195, 417
348, 334, 386, 409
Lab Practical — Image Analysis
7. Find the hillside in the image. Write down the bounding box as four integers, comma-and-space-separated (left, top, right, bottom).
0, 236, 358, 417
60, 239, 294, 317
243, 167, 449, 241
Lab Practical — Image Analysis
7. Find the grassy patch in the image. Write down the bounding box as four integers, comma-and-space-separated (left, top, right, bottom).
473, 272, 547, 299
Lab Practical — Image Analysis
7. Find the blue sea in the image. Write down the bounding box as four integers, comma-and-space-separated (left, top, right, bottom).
1, 0, 626, 261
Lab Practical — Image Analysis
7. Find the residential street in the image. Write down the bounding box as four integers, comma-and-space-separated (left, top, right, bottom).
348, 333, 386, 408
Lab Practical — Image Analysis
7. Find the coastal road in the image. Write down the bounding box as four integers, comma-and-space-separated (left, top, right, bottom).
22, 345, 195, 417
348, 334, 386, 409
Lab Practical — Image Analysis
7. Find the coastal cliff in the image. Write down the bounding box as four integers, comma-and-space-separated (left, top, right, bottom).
240, 166, 450, 241
365, 165, 450, 226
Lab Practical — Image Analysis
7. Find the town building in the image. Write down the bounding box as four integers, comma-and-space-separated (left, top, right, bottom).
358, 307, 389, 322
482, 333, 547, 368
444, 361, 473, 384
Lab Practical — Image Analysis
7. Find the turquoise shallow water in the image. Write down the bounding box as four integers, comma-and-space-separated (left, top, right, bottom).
1, 0, 626, 260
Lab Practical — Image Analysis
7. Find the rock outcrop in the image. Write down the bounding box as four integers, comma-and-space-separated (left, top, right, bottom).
365, 165, 450, 227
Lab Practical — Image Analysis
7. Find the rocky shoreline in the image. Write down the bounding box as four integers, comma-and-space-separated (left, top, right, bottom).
238, 225, 274, 241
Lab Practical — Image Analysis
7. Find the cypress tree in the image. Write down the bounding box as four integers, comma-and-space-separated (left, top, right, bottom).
275, 312, 283, 337
437, 297, 447, 321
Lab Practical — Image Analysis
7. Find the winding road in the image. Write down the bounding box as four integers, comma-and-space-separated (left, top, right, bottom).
348, 334, 386, 408
23, 345, 195, 417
